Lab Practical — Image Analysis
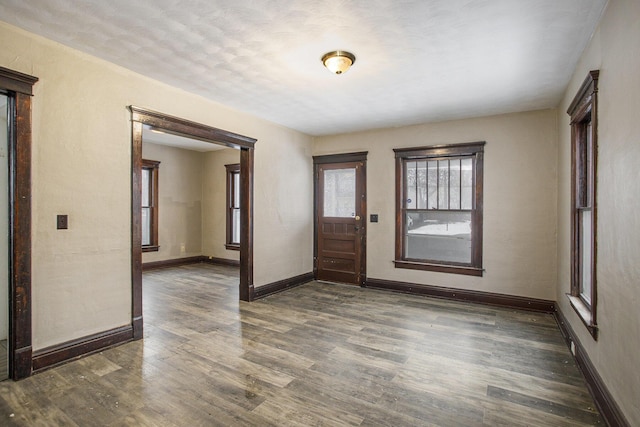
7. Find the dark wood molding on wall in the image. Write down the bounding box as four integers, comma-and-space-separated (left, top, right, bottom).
129, 106, 256, 149
32, 326, 133, 373
239, 147, 254, 301
131, 120, 144, 340
365, 278, 555, 313
142, 256, 240, 271
203, 257, 241, 267
0, 67, 38, 95
1, 66, 39, 380
130, 106, 256, 331
312, 151, 368, 164
554, 305, 630, 427
142, 256, 208, 271
253, 272, 314, 300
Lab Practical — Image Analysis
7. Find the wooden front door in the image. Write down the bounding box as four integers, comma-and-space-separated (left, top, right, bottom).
314, 154, 367, 285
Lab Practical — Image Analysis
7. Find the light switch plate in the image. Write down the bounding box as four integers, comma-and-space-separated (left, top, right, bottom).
57, 215, 68, 230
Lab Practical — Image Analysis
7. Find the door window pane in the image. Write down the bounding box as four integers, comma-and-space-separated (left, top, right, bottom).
323, 168, 356, 217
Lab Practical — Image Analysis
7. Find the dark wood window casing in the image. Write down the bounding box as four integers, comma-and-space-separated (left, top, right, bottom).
394, 142, 485, 277
141, 159, 160, 252
567, 70, 599, 339
225, 163, 240, 250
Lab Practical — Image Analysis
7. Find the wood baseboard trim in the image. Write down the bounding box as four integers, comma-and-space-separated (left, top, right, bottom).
142, 256, 241, 271
12, 346, 33, 380
202, 257, 241, 267
253, 272, 314, 300
32, 325, 133, 373
142, 256, 205, 271
554, 305, 630, 427
365, 278, 555, 312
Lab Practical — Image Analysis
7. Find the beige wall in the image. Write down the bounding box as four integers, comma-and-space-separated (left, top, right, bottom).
314, 109, 558, 300
0, 21, 313, 350
142, 142, 204, 263
202, 148, 241, 261
556, 0, 640, 424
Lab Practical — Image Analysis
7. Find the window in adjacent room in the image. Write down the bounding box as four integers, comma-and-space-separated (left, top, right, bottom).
225, 164, 240, 250
141, 159, 160, 252
394, 142, 485, 276
567, 70, 599, 339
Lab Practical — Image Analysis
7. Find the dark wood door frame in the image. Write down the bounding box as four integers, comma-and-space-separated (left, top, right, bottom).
130, 107, 257, 339
0, 66, 38, 380
313, 152, 367, 285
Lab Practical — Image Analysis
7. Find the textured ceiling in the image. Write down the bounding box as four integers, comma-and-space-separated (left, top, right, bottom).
0, 0, 607, 136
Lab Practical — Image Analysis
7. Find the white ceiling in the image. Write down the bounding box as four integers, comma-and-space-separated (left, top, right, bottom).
0, 0, 607, 136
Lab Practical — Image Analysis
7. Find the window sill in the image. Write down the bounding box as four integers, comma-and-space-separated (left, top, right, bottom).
225, 243, 240, 251
394, 260, 483, 277
566, 294, 598, 340
142, 245, 159, 253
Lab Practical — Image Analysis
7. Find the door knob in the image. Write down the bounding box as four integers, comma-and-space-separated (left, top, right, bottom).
355, 215, 361, 220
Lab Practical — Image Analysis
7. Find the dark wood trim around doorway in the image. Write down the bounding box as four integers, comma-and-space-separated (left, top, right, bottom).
1, 66, 38, 380
130, 107, 257, 342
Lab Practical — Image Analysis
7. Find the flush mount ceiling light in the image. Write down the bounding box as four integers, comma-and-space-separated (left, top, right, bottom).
322, 50, 356, 75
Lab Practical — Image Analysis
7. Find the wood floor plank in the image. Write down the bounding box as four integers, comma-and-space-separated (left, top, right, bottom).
0, 264, 604, 426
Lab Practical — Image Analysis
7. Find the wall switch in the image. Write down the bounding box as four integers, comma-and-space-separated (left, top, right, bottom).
370, 214, 379, 223
57, 214, 68, 230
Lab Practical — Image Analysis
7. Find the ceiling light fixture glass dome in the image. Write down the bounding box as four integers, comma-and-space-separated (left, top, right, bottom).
322, 51, 356, 74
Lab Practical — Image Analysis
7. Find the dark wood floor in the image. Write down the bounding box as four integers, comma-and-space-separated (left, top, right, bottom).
0, 263, 602, 426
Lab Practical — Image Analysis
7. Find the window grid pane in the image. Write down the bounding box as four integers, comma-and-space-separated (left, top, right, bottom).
232, 208, 240, 244
406, 161, 416, 209
438, 159, 449, 209
405, 211, 472, 264
141, 207, 150, 245
141, 169, 150, 207
427, 160, 438, 210
449, 159, 461, 210
461, 158, 473, 210
580, 209, 592, 305
233, 171, 240, 208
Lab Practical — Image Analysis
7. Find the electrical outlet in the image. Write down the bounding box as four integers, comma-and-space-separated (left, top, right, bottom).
370, 214, 379, 223
57, 215, 68, 230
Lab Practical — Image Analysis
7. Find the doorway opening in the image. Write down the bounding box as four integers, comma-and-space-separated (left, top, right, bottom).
130, 107, 256, 340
